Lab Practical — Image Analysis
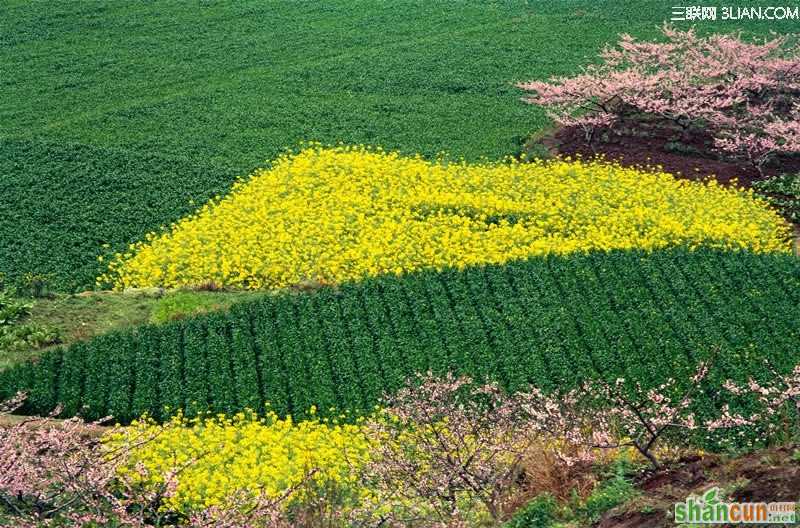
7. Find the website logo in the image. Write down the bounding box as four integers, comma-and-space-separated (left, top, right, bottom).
675, 487, 797, 524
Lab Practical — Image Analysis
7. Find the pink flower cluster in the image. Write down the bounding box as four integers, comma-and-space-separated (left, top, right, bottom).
517, 25, 800, 174
538, 360, 800, 470
713, 363, 800, 432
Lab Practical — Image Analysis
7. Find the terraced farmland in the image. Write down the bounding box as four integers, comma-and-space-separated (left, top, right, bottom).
3, 3, 800, 523
4, 248, 798, 424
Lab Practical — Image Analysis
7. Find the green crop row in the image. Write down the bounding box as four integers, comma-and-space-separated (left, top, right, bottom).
1, 248, 798, 424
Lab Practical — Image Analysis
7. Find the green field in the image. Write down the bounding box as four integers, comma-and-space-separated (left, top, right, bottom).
3, 0, 797, 292
2, 8, 800, 522
3, 249, 798, 424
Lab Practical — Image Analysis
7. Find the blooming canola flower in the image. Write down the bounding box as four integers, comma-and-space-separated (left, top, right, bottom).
100, 145, 792, 290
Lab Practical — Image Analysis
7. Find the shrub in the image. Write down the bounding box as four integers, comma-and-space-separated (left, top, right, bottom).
577, 469, 638, 523
18, 272, 54, 299
753, 173, 800, 223
518, 25, 800, 175
504, 494, 559, 528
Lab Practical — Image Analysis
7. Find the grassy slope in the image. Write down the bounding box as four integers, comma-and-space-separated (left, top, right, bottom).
0, 289, 263, 370
3, 0, 796, 291
3, 249, 798, 424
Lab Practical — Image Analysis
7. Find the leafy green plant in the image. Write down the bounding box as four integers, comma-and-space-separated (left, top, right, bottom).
753, 173, 800, 223
0, 289, 60, 366
505, 494, 559, 528
0, 323, 59, 353
0, 290, 32, 325
577, 467, 638, 523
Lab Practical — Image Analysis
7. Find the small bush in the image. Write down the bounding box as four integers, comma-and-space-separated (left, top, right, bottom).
577, 468, 638, 523
505, 494, 559, 528
18, 272, 54, 299
753, 173, 800, 223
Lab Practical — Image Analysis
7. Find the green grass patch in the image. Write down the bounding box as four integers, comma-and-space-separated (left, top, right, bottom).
1, 248, 798, 425
504, 494, 560, 528
149, 290, 265, 324
577, 471, 639, 523
2, 0, 795, 291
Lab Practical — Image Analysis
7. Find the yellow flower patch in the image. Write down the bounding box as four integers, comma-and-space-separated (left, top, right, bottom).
100, 145, 791, 290
104, 411, 371, 513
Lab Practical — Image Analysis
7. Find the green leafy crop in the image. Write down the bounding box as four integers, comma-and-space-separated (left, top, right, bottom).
2, 248, 798, 425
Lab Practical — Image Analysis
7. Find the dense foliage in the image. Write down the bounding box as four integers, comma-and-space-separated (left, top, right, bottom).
3, 1, 794, 292
100, 146, 790, 290
753, 173, 800, 223
3, 248, 799, 424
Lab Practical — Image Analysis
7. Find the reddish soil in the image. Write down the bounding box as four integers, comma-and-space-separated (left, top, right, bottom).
597, 446, 800, 528
546, 126, 800, 189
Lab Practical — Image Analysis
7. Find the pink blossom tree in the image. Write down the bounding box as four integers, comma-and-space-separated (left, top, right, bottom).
527, 360, 800, 470
352, 372, 544, 525
517, 25, 800, 174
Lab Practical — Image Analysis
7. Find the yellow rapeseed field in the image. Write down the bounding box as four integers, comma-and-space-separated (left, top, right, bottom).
100, 145, 792, 290
105, 410, 371, 512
